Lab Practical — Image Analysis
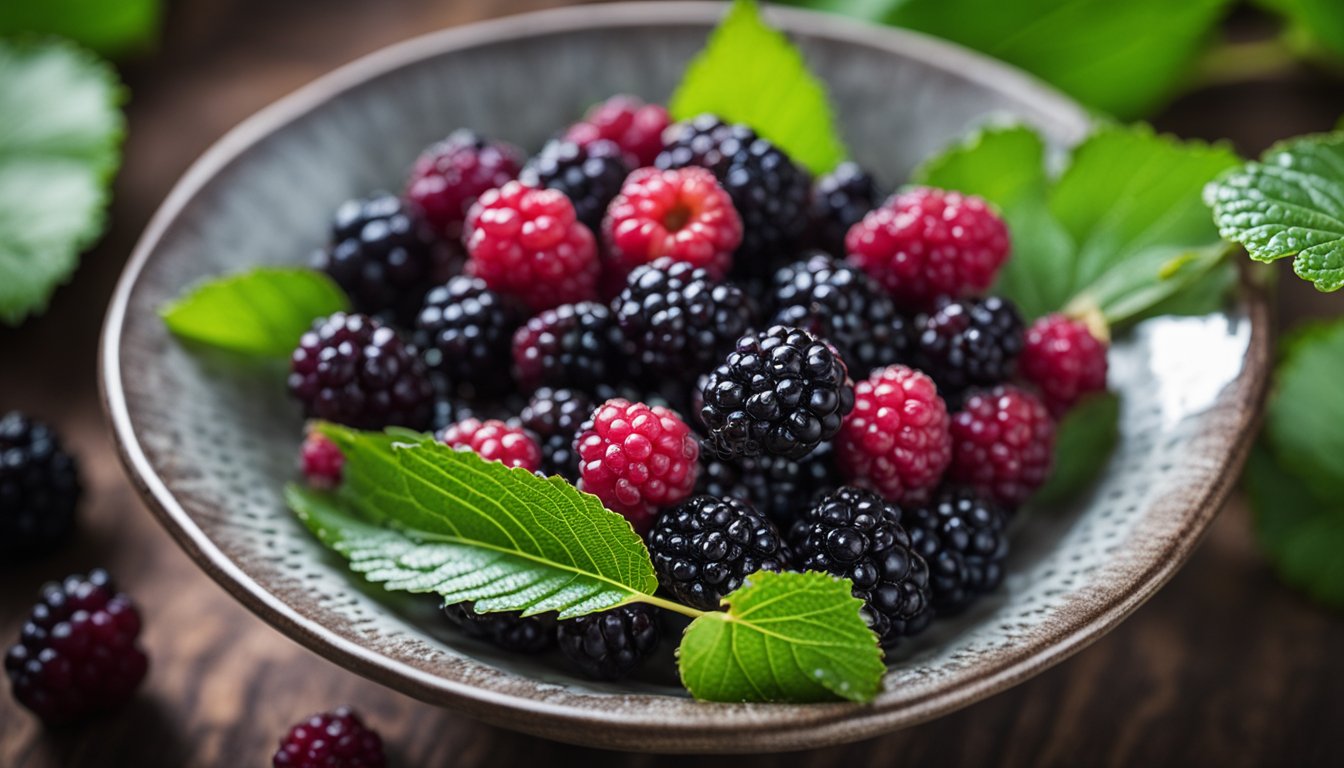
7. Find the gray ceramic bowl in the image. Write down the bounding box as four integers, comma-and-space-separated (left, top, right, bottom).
100, 1, 1269, 753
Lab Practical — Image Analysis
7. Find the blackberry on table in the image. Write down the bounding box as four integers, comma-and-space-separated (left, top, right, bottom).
518, 387, 594, 480
789, 487, 932, 647
273, 707, 386, 768
406, 128, 523, 240
906, 486, 1010, 614
442, 602, 556, 653
512, 301, 624, 394
695, 443, 839, 530
647, 495, 790, 610
415, 275, 526, 393
519, 138, 630, 232
557, 604, 660, 681
807, 161, 882, 257
915, 296, 1025, 402
0, 412, 81, 560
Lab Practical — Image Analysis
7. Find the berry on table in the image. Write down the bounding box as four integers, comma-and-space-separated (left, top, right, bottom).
518, 387, 593, 481
575, 398, 699, 532
465, 180, 600, 311
915, 296, 1025, 401
0, 411, 81, 560
565, 94, 671, 168
556, 604, 660, 681
5, 570, 148, 723
511, 301, 624, 394
790, 487, 932, 647
288, 312, 434, 431
807, 161, 882, 258
406, 128, 523, 240
695, 444, 840, 530
438, 418, 542, 472
835, 365, 952, 505
602, 166, 742, 282
272, 707, 386, 768
699, 325, 855, 461
415, 275, 526, 394
949, 385, 1055, 508
906, 486, 1010, 614
442, 603, 556, 653
300, 429, 344, 490
519, 138, 630, 232
845, 187, 1010, 310
1020, 313, 1109, 416
647, 495, 790, 611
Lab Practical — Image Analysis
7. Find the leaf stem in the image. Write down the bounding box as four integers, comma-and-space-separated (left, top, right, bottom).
634, 593, 707, 620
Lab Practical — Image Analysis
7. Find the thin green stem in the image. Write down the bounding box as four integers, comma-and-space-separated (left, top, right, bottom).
634, 593, 707, 620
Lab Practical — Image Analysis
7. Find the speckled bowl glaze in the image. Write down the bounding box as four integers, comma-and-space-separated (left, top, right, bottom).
100, 1, 1270, 753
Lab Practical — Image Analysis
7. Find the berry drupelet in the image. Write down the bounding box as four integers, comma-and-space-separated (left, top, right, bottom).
415, 275, 526, 394
699, 325, 855, 461
519, 138, 630, 232
836, 365, 952, 505
695, 444, 839, 530
557, 604, 660, 681
647, 495, 790, 610
518, 387, 594, 480
288, 312, 434, 431
272, 707, 386, 768
5, 570, 148, 722
511, 301, 624, 394
442, 603, 556, 654
905, 486, 1010, 614
790, 487, 932, 647
0, 411, 81, 560
915, 296, 1025, 402
565, 94, 671, 168
406, 128, 523, 240
807, 161, 882, 258
949, 385, 1055, 508
439, 418, 543, 472
602, 166, 743, 283
1020, 313, 1109, 416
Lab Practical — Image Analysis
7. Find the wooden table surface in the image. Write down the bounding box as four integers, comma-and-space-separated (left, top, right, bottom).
3, 1, 1344, 765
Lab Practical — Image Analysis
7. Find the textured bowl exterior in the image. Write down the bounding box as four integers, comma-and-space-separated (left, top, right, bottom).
100, 2, 1270, 753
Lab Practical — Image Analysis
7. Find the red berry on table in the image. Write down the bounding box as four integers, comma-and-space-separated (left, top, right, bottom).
565, 94, 671, 168
439, 418, 543, 472
836, 364, 952, 505
949, 384, 1055, 508
465, 180, 600, 312
602, 166, 742, 282
1020, 313, 1109, 416
845, 187, 1010, 310
406, 129, 523, 240
300, 429, 344, 489
575, 399, 699, 533
273, 707, 386, 768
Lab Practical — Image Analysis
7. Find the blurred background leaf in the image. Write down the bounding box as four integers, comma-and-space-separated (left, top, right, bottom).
0, 0, 161, 57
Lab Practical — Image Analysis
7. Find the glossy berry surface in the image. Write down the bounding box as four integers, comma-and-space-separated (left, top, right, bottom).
511, 301, 624, 394
906, 486, 1010, 614
300, 429, 344, 490
519, 138, 630, 232
442, 603, 556, 654
406, 129, 523, 240
647, 495, 790, 610
565, 94, 671, 168
808, 161, 882, 257
836, 365, 952, 505
518, 387, 594, 480
0, 411, 81, 560
557, 604, 660, 681
575, 399, 699, 532
415, 275, 526, 394
1020, 313, 1109, 416
695, 444, 839, 530
949, 385, 1055, 508
915, 296, 1025, 401
602, 166, 742, 282
439, 418, 542, 471
272, 707, 386, 768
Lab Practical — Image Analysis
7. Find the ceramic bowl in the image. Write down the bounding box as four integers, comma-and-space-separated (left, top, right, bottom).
100, 1, 1270, 753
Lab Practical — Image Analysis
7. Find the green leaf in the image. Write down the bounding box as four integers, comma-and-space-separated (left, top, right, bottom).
1264, 318, 1344, 500
312, 425, 659, 619
160, 268, 350, 358
1031, 392, 1120, 506
1269, 0, 1344, 62
670, 0, 846, 175
0, 39, 124, 325
678, 570, 884, 703
0, 0, 161, 57
1245, 443, 1344, 611
1204, 131, 1344, 292
914, 123, 1239, 325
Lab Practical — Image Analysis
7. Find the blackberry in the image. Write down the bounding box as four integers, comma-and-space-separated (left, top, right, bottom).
906, 487, 1010, 615
5, 570, 148, 722
0, 412, 81, 560
518, 388, 594, 480
915, 296, 1025, 401
288, 312, 434, 431
695, 443, 839, 530
699, 325, 855, 461
273, 707, 385, 768
612, 257, 755, 384
415, 275, 526, 394
556, 604, 660, 681
647, 495, 790, 610
790, 487, 932, 647
807, 161, 882, 257
511, 301, 624, 394
769, 252, 913, 376
442, 602, 556, 653
310, 193, 456, 324
656, 115, 810, 280
519, 138, 630, 232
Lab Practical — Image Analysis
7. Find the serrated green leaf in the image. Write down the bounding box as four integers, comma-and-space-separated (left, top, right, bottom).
678, 570, 883, 703
314, 425, 659, 619
1245, 443, 1344, 611
1264, 318, 1344, 500
0, 0, 162, 57
670, 0, 846, 175
0, 39, 124, 325
160, 267, 350, 358
1204, 131, 1344, 292
1030, 392, 1120, 507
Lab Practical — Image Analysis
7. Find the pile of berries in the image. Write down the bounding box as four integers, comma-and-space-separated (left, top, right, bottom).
286, 94, 1111, 674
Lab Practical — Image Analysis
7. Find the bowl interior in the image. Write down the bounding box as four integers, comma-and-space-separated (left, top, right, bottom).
103, 2, 1265, 753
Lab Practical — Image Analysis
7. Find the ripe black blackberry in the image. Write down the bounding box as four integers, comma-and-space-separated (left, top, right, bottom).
288, 312, 434, 430
769, 252, 913, 376
518, 387, 594, 480
5, 570, 148, 722
512, 301, 625, 394
310, 192, 457, 324
612, 257, 755, 384
556, 604, 660, 680
519, 138, 630, 232
807, 161, 882, 257
699, 325, 854, 460
696, 443, 839, 530
906, 487, 1010, 615
415, 275, 526, 394
647, 495, 790, 610
915, 296, 1025, 401
442, 602, 556, 653
273, 708, 385, 768
656, 115, 810, 279
790, 487, 932, 647
0, 412, 81, 560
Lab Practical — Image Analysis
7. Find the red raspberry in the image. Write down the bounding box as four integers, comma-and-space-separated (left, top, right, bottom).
949, 385, 1055, 507
465, 181, 600, 311
602, 167, 742, 282
565, 94, 671, 168
300, 429, 344, 489
273, 707, 386, 768
406, 129, 523, 240
575, 399, 699, 532
845, 187, 1009, 310
836, 365, 952, 504
1020, 314, 1109, 416
439, 418, 542, 472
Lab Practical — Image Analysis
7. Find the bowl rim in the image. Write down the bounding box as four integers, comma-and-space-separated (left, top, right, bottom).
99, 0, 1272, 753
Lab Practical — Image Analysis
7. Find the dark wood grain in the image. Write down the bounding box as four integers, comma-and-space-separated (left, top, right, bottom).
2, 1, 1343, 765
